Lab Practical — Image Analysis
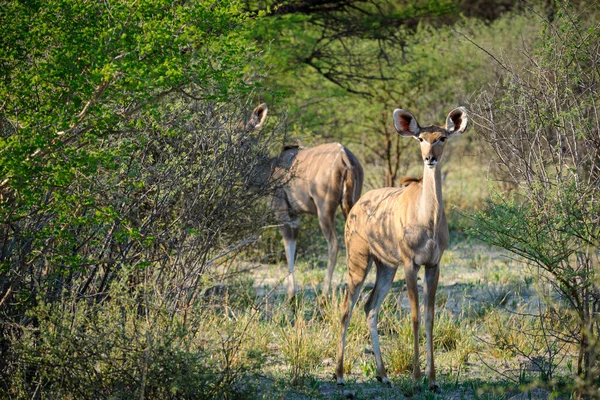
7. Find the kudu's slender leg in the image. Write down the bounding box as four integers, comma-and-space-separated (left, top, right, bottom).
317, 206, 338, 293
335, 248, 373, 384
424, 265, 440, 391
364, 260, 397, 384
281, 222, 299, 298
405, 262, 422, 381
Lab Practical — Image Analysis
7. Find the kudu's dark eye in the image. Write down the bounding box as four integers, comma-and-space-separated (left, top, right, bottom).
418, 137, 424, 142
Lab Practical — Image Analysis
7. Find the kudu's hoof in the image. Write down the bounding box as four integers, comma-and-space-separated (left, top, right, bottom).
376, 376, 391, 386
336, 376, 345, 386
428, 382, 440, 393
286, 292, 297, 304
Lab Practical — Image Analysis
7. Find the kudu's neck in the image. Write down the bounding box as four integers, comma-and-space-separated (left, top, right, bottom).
248, 156, 277, 188
418, 164, 444, 235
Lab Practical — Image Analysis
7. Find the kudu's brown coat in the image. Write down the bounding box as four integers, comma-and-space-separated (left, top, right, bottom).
335, 107, 468, 390
247, 105, 364, 297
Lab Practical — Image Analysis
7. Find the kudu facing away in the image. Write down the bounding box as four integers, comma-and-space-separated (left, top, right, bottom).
335, 107, 468, 391
246, 104, 364, 298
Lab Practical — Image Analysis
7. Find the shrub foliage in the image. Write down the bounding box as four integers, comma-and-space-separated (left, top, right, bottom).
0, 1, 282, 396
471, 4, 600, 391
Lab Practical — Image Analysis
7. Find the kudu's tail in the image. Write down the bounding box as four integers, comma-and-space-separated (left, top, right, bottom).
340, 148, 364, 218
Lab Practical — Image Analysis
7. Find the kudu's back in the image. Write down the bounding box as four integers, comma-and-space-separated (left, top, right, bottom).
274, 143, 363, 217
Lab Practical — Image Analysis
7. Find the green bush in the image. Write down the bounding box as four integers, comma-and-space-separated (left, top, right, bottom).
470, 3, 600, 393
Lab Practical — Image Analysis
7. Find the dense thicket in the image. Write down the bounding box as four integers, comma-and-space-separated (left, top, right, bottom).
0, 1, 283, 396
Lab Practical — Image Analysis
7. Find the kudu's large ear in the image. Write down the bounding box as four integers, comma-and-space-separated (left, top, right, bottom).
445, 107, 468, 137
393, 109, 420, 137
246, 103, 268, 131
